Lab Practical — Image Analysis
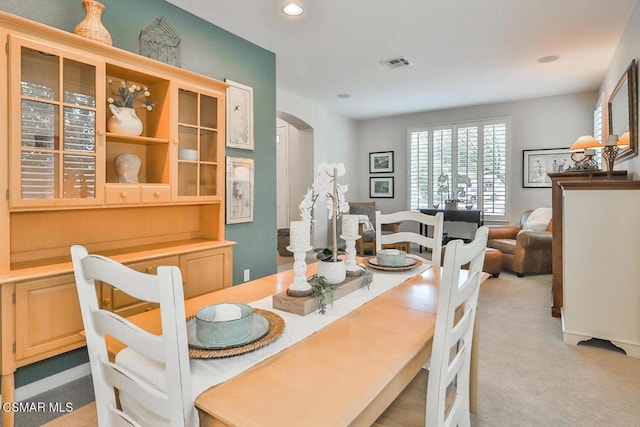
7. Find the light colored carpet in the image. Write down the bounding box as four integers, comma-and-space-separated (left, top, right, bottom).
41, 402, 96, 427
26, 272, 640, 427
472, 272, 640, 427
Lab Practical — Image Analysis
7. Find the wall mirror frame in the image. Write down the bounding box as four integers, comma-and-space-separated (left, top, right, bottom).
608, 59, 638, 162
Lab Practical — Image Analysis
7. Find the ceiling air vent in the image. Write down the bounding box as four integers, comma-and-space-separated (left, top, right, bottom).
380, 56, 412, 69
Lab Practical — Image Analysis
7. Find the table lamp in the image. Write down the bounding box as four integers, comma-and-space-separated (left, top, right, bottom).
569, 135, 603, 170
601, 133, 630, 175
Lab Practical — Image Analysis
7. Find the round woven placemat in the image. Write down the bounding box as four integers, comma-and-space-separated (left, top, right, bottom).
363, 256, 423, 272
187, 309, 285, 359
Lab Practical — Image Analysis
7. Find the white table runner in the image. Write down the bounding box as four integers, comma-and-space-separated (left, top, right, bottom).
190, 262, 432, 399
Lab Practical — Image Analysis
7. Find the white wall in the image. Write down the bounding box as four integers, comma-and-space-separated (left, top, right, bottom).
599, 0, 640, 179
355, 91, 597, 225
277, 88, 359, 247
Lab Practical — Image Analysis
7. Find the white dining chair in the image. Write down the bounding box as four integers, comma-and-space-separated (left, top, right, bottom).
375, 210, 444, 265
426, 225, 488, 427
373, 226, 488, 427
70, 245, 194, 427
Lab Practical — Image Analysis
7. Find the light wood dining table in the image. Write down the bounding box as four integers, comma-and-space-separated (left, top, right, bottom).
116, 261, 487, 427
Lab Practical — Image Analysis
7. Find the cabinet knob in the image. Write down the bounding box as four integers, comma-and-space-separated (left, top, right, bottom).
146, 266, 153, 273
97, 129, 105, 136
154, 192, 161, 198
173, 139, 179, 145
120, 192, 127, 198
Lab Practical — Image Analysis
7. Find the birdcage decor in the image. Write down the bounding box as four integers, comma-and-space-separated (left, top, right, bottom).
139, 17, 181, 67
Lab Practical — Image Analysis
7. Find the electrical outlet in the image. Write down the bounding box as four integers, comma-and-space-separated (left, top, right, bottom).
243, 269, 250, 282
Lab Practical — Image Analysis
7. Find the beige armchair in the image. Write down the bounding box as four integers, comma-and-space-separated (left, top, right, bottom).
487, 209, 552, 276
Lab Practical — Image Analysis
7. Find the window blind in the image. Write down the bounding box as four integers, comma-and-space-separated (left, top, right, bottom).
408, 118, 509, 219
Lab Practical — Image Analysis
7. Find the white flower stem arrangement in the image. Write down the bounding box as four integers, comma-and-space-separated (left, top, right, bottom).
299, 162, 350, 262
107, 79, 155, 111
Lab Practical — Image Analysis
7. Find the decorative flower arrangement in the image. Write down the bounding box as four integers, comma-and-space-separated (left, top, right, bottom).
107, 79, 155, 111
299, 162, 350, 262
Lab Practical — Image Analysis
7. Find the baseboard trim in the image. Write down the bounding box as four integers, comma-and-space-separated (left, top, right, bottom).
0, 362, 91, 402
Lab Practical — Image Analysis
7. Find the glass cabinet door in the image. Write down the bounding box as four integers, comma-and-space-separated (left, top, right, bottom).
10, 36, 103, 207
176, 86, 223, 200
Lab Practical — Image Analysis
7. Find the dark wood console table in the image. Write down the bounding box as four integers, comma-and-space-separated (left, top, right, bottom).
547, 170, 627, 318
419, 208, 484, 245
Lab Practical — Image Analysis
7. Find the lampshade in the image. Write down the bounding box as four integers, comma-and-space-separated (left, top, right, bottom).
569, 135, 603, 152
618, 131, 630, 147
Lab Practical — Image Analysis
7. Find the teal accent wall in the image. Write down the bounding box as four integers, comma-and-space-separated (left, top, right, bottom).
1, 0, 276, 387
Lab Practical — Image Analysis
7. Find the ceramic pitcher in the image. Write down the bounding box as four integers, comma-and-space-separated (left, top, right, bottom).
108, 105, 143, 136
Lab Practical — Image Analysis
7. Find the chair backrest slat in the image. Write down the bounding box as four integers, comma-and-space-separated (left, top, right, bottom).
81, 255, 161, 303
101, 358, 171, 417
71, 244, 194, 427
375, 211, 444, 265
426, 226, 488, 427
91, 310, 165, 363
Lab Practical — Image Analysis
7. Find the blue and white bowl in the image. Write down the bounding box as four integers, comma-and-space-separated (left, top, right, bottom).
376, 249, 407, 267
195, 303, 254, 346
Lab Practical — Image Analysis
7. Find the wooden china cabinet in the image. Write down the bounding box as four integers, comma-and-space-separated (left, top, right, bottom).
0, 11, 235, 423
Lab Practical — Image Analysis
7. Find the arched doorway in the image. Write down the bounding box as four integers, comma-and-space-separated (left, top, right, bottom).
276, 112, 313, 230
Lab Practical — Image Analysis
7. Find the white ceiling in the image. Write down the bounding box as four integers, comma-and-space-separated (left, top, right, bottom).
167, 0, 637, 120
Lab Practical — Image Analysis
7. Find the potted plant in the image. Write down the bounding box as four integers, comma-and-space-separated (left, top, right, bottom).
299, 162, 350, 284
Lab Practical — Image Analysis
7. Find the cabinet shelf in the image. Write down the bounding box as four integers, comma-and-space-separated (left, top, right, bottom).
106, 133, 169, 145
177, 122, 219, 132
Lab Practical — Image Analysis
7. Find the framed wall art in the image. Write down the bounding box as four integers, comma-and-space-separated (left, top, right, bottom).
370, 176, 394, 198
225, 79, 254, 150
522, 148, 572, 188
226, 157, 254, 224
369, 151, 394, 173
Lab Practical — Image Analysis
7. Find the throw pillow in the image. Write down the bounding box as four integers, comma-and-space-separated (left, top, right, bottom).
523, 207, 552, 231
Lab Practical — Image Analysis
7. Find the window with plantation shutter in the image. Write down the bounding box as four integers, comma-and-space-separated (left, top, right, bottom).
593, 99, 603, 167
408, 118, 509, 220
594, 103, 603, 143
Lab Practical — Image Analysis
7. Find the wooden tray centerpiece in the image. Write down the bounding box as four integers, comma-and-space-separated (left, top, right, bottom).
273, 269, 372, 316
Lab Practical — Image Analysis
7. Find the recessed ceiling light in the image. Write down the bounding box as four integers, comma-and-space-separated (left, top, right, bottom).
282, 2, 304, 16
538, 55, 560, 64
337, 93, 351, 99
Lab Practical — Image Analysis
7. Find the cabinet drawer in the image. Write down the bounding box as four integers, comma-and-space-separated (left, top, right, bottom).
15, 275, 85, 362
101, 255, 179, 317
105, 185, 141, 205
180, 247, 232, 299
141, 185, 171, 203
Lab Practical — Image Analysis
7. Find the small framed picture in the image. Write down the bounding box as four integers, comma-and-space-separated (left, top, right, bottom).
226, 157, 254, 224
370, 177, 394, 198
225, 79, 254, 150
369, 151, 394, 173
522, 148, 572, 188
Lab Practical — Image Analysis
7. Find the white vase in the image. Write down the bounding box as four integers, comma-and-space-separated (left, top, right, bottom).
108, 105, 143, 136
317, 259, 346, 285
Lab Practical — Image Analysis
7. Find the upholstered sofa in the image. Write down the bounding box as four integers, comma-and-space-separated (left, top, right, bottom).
487, 209, 552, 276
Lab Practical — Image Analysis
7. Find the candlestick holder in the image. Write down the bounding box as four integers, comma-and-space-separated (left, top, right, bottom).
340, 234, 362, 275
286, 245, 314, 297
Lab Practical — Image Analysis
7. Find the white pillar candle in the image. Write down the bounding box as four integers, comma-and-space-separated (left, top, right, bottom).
290, 220, 310, 249
342, 214, 359, 238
